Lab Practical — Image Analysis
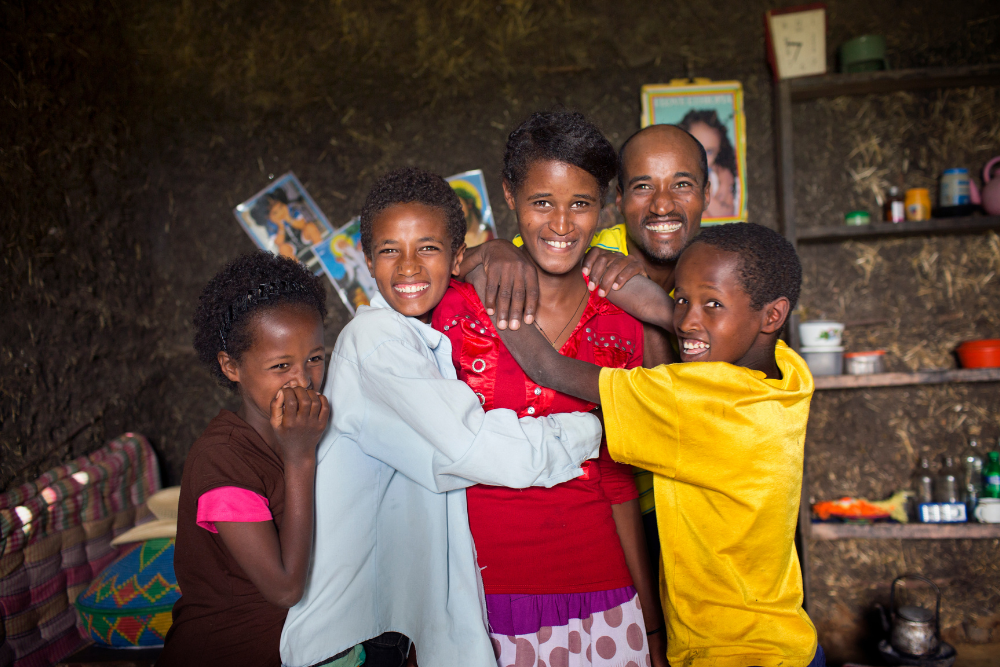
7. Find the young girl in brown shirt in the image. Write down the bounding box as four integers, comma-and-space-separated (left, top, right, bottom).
159, 251, 346, 667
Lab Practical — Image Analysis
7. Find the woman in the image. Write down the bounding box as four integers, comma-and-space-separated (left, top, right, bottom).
432, 111, 666, 667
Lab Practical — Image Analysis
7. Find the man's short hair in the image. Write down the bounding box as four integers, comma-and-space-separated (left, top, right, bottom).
359, 167, 467, 258
687, 222, 801, 311
617, 125, 709, 192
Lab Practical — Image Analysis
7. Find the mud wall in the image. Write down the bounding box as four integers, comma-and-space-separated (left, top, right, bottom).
2, 0, 998, 662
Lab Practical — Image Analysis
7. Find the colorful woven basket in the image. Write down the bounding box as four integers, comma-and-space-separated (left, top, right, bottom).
74, 538, 180, 647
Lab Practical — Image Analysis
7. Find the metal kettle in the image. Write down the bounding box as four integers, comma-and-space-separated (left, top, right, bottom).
889, 574, 941, 657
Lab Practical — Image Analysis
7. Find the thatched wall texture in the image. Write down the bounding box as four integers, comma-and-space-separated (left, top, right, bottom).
2, 0, 997, 662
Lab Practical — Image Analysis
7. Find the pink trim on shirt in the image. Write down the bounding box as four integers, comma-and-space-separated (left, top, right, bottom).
196, 486, 272, 533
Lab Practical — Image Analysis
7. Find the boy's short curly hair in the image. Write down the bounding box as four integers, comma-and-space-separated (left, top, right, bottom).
503, 110, 618, 200
687, 222, 802, 312
193, 251, 327, 391
359, 167, 467, 258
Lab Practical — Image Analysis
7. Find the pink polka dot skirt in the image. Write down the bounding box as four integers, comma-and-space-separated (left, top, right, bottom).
491, 593, 650, 667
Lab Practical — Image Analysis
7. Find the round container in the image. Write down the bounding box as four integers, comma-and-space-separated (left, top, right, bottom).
905, 188, 931, 221
844, 350, 886, 375
839, 35, 888, 73
845, 210, 871, 226
800, 346, 844, 376
956, 339, 1000, 368
940, 168, 971, 207
799, 321, 845, 348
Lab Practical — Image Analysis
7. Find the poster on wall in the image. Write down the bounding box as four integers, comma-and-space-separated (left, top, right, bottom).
233, 173, 334, 274
312, 216, 380, 316
446, 170, 498, 249
640, 80, 748, 224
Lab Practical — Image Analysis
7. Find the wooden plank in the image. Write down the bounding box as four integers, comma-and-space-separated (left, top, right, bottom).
814, 368, 1000, 390
810, 522, 1000, 540
796, 216, 1000, 243
788, 64, 1000, 101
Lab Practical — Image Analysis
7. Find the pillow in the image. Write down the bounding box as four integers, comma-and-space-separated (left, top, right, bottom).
74, 538, 180, 647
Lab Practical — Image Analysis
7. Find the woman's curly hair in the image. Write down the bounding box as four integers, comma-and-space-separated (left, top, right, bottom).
193, 251, 326, 391
503, 110, 618, 200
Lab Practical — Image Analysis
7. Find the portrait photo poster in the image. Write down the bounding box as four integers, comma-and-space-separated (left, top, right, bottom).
445, 169, 498, 249
640, 80, 748, 224
312, 216, 380, 316
233, 172, 335, 275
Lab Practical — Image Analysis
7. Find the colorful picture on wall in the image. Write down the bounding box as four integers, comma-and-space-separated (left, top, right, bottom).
312, 216, 380, 316
233, 173, 334, 274
640, 80, 748, 224
446, 169, 497, 248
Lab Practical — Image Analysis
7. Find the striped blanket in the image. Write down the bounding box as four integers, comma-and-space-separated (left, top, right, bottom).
1, 433, 161, 667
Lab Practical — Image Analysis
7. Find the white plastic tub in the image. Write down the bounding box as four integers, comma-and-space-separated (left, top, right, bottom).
799, 321, 844, 347
800, 346, 844, 376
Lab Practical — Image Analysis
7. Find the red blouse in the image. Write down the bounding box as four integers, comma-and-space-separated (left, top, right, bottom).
432, 280, 643, 594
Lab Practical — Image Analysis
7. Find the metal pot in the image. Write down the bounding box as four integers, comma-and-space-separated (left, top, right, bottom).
890, 574, 940, 657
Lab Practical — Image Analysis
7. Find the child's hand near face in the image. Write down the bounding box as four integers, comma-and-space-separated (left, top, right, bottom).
270, 386, 330, 464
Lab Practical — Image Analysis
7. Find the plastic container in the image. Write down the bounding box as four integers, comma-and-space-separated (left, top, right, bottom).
799, 321, 844, 348
800, 346, 844, 376
845, 210, 871, 226
940, 168, 971, 207
956, 339, 1000, 368
844, 350, 886, 375
905, 188, 931, 221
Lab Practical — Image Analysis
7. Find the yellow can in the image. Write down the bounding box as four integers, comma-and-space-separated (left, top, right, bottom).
905, 188, 931, 221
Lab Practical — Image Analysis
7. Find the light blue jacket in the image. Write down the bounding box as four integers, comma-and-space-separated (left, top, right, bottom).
280, 294, 602, 667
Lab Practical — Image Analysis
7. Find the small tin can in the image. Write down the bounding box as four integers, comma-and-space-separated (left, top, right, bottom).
905, 188, 931, 221
940, 168, 971, 206
844, 350, 886, 375
844, 210, 871, 226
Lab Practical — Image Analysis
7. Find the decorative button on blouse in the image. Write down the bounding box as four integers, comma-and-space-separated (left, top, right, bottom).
526, 407, 535, 415
533, 387, 542, 396
472, 358, 487, 373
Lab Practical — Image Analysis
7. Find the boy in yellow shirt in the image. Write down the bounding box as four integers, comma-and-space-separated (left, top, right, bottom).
479, 222, 824, 667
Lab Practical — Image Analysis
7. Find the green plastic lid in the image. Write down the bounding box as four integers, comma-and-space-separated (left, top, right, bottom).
844, 211, 871, 226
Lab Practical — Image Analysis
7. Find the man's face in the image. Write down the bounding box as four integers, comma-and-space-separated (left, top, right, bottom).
617, 127, 710, 264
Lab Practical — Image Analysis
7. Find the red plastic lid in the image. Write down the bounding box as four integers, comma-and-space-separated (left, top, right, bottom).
844, 350, 886, 358
957, 339, 1000, 349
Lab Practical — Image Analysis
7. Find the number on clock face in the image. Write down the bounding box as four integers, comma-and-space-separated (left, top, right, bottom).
769, 8, 826, 79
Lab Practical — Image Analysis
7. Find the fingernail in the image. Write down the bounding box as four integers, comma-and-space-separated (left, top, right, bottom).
598, 289, 607, 297
612, 283, 620, 290
497, 319, 507, 328
510, 320, 519, 330
588, 281, 596, 290
486, 308, 494, 315
524, 315, 533, 324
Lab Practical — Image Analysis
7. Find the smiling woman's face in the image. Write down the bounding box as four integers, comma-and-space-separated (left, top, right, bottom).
504, 160, 601, 277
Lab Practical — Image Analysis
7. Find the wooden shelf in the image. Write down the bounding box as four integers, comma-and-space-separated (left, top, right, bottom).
814, 368, 1000, 390
788, 64, 1000, 102
810, 522, 1000, 540
796, 216, 1000, 243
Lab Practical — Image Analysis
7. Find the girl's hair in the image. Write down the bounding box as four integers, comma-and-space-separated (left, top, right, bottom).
503, 111, 617, 200
193, 251, 327, 391
678, 109, 738, 175
359, 167, 467, 258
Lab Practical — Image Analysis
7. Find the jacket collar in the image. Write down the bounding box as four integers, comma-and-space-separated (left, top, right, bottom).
369, 292, 445, 350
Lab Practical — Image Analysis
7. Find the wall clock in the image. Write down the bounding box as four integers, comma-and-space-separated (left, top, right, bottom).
765, 4, 827, 80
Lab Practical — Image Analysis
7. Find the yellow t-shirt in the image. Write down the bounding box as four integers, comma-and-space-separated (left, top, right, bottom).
598, 341, 818, 667
513, 225, 658, 513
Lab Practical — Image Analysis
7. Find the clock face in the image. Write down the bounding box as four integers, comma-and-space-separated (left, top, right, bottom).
769, 8, 826, 79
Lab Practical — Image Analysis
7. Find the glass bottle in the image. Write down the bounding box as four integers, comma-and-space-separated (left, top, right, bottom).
935, 456, 959, 503
963, 440, 984, 513
915, 458, 934, 504
985, 452, 1000, 499
884, 186, 905, 223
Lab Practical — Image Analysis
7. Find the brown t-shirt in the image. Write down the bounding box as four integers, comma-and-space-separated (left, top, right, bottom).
160, 410, 287, 667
